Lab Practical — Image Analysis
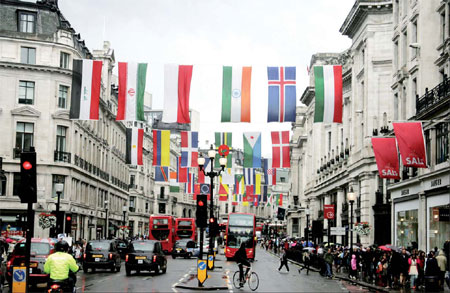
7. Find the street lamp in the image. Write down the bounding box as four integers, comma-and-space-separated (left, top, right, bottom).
347, 187, 356, 253
305, 208, 310, 244
198, 144, 227, 263
122, 206, 127, 240
54, 183, 64, 234
104, 200, 109, 239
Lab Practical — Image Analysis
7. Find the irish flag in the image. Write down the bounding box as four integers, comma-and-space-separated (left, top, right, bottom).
125, 128, 143, 165
221, 66, 252, 122
314, 65, 342, 123
243, 132, 261, 168
117, 62, 147, 121
163, 64, 193, 123
70, 59, 102, 120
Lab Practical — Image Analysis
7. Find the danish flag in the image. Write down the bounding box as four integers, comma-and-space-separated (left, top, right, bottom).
271, 131, 291, 168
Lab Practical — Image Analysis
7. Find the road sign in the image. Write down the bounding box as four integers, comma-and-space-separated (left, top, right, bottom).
12, 267, 26, 293
207, 254, 214, 270
330, 227, 346, 236
197, 260, 207, 285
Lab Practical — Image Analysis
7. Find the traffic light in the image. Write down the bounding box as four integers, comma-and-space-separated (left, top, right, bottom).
19, 151, 37, 203
64, 214, 72, 234
209, 217, 218, 237
196, 194, 208, 228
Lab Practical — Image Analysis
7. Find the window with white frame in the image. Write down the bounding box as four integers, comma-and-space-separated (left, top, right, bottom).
18, 12, 36, 33
15, 122, 34, 151
58, 85, 69, 108
56, 125, 67, 152
19, 81, 35, 104
60, 52, 70, 69
20, 47, 35, 64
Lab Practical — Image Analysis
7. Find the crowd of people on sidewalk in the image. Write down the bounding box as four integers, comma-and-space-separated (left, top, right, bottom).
261, 237, 450, 291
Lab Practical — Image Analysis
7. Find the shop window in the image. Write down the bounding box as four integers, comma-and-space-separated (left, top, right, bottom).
396, 210, 418, 248
429, 205, 450, 250
436, 123, 449, 164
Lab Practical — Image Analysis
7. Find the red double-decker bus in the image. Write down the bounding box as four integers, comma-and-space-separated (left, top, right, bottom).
174, 218, 196, 241
224, 213, 256, 260
149, 215, 175, 254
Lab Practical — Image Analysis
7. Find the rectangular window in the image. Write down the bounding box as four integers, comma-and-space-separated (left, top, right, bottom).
130, 196, 136, 208
60, 52, 70, 69
16, 122, 34, 151
18, 12, 36, 33
13, 173, 21, 196
20, 47, 36, 64
328, 132, 332, 152
19, 81, 35, 105
130, 175, 135, 186
412, 21, 418, 58
159, 203, 166, 214
58, 85, 68, 108
396, 209, 418, 247
52, 175, 65, 199
436, 123, 449, 164
145, 202, 149, 213
56, 125, 67, 152
425, 130, 431, 165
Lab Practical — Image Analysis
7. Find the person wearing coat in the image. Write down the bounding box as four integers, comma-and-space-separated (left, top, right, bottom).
436, 249, 447, 290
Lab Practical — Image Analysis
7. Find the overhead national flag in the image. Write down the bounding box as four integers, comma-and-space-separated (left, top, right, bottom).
197, 157, 210, 184
253, 194, 260, 207
232, 194, 238, 206
169, 171, 179, 192
125, 128, 144, 165
163, 64, 193, 123
271, 131, 291, 168
314, 65, 342, 123
234, 174, 245, 195
181, 131, 198, 167
218, 177, 229, 195
243, 132, 261, 168
244, 185, 254, 203
254, 173, 261, 195
221, 168, 235, 185
117, 62, 147, 121
177, 157, 189, 183
70, 59, 102, 120
215, 132, 233, 168
263, 186, 268, 203
185, 173, 195, 194
152, 130, 170, 166
393, 122, 427, 168
221, 66, 252, 122
371, 137, 401, 179
267, 66, 296, 122
263, 158, 276, 186
244, 168, 255, 185
266, 194, 272, 207
155, 166, 169, 182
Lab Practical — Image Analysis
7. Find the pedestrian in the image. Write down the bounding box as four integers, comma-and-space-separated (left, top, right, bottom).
278, 247, 289, 272
350, 254, 358, 280
299, 250, 310, 275
408, 252, 419, 289
436, 249, 447, 290
324, 248, 334, 278
399, 248, 409, 287
425, 251, 441, 291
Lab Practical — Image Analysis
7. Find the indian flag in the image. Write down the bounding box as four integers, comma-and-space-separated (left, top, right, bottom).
125, 128, 143, 165
117, 62, 147, 121
314, 65, 342, 123
221, 66, 252, 122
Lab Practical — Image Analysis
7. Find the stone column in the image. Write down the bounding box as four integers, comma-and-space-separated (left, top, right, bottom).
324, 193, 331, 242
336, 188, 344, 244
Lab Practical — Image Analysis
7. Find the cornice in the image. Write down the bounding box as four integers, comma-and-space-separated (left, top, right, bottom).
51, 109, 70, 121
11, 105, 41, 117
0, 61, 72, 76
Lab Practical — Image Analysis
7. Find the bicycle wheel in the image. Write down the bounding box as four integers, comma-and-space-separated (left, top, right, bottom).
248, 272, 259, 291
232, 271, 242, 289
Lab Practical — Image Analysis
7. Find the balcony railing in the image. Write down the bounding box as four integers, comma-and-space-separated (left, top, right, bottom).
416, 77, 450, 115
54, 150, 71, 163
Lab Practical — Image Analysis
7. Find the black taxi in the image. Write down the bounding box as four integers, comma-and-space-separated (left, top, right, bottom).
125, 240, 167, 276
82, 240, 121, 273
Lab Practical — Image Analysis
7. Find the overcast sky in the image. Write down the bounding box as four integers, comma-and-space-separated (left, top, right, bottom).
59, 0, 354, 157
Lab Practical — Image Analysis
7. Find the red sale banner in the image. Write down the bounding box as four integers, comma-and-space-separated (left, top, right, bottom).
371, 137, 401, 179
393, 122, 427, 168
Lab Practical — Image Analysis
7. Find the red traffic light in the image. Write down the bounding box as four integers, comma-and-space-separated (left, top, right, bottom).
209, 218, 215, 223
66, 216, 71, 221
22, 161, 32, 170
198, 201, 204, 207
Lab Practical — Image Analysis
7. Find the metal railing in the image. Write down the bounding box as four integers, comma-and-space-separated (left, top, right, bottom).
416, 77, 450, 115
54, 150, 71, 163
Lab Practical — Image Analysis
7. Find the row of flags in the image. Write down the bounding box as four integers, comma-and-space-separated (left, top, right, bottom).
73, 61, 354, 124
372, 122, 428, 179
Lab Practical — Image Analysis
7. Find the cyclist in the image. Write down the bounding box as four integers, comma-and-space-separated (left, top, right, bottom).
235, 241, 251, 288
44, 240, 79, 290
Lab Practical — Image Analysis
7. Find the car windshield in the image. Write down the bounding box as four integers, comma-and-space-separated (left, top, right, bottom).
15, 242, 50, 255
87, 242, 110, 250
178, 220, 192, 226
131, 242, 155, 252
117, 242, 127, 248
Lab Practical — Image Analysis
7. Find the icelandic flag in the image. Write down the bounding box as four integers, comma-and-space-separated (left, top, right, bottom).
267, 66, 296, 122
155, 166, 169, 182
244, 168, 255, 185
263, 158, 276, 186
197, 157, 211, 184
181, 131, 198, 167
185, 172, 195, 194
177, 157, 188, 183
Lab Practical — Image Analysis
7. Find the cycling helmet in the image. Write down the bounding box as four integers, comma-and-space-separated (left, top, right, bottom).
54, 240, 69, 252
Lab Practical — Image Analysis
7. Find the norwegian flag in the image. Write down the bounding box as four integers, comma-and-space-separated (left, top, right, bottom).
185, 172, 195, 194
181, 131, 198, 167
271, 131, 290, 168
263, 158, 276, 185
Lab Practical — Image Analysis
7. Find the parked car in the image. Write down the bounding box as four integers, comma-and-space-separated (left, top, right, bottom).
125, 240, 167, 276
82, 240, 121, 273
115, 239, 129, 259
172, 239, 196, 259
5, 238, 56, 288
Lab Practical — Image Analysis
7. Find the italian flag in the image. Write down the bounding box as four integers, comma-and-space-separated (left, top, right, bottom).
117, 62, 147, 121
314, 65, 342, 123
125, 128, 143, 165
221, 66, 252, 122
69, 59, 103, 120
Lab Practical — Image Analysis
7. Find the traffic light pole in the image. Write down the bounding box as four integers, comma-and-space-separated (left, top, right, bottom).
198, 227, 204, 287
55, 190, 62, 234
25, 201, 34, 292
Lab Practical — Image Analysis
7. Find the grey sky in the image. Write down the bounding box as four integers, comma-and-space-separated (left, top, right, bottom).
59, 0, 354, 157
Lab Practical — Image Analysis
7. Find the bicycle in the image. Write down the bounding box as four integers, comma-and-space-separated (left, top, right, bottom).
233, 264, 259, 291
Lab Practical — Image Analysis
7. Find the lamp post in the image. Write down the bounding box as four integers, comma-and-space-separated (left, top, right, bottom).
122, 206, 127, 240
305, 208, 310, 244
198, 145, 227, 263
104, 200, 109, 239
54, 183, 64, 235
347, 187, 356, 254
